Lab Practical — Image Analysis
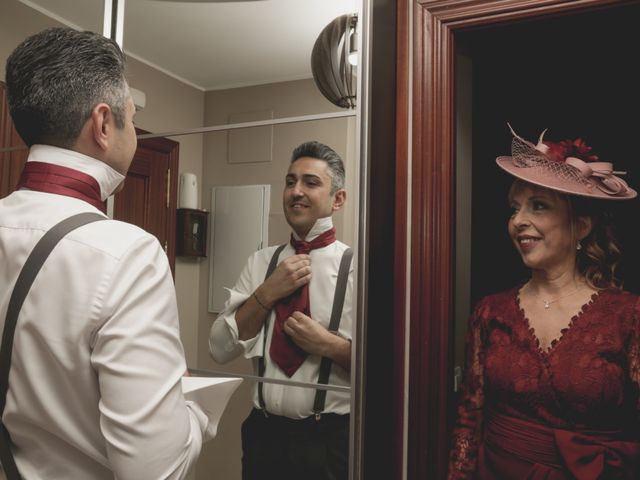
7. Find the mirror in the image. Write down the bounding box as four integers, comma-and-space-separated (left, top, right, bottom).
1, 0, 364, 478
119, 2, 361, 477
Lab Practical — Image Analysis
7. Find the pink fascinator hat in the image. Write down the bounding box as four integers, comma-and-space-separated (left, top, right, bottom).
496, 124, 637, 200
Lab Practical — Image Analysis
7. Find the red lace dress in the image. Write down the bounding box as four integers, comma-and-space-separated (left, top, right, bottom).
448, 287, 640, 479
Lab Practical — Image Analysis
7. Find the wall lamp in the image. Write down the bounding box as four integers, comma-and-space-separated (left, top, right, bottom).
311, 13, 358, 109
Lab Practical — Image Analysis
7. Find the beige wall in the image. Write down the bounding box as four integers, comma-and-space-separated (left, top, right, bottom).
126, 58, 205, 367
0, 1, 61, 80
194, 79, 357, 479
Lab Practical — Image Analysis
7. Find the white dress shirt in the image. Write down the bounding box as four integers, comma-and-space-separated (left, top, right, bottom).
0, 146, 213, 479
209, 217, 353, 419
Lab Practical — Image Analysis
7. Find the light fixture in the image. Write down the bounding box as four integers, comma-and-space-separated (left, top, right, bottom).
348, 27, 358, 66
311, 13, 358, 109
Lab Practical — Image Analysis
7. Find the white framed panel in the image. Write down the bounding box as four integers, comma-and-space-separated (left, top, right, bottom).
208, 184, 270, 313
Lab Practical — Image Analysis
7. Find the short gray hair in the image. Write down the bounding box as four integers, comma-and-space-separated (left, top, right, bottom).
291, 141, 345, 194
6, 27, 128, 148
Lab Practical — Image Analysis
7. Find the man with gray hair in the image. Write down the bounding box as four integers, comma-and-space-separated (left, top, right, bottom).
210, 141, 353, 479
0, 27, 214, 479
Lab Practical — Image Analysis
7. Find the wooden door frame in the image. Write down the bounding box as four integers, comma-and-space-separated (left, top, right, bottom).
133, 128, 179, 276
400, 0, 638, 478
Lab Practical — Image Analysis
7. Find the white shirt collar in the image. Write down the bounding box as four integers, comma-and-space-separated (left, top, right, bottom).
27, 145, 125, 200
292, 216, 334, 242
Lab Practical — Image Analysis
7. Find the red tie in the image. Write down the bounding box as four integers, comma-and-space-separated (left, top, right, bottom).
270, 227, 336, 377
16, 161, 106, 212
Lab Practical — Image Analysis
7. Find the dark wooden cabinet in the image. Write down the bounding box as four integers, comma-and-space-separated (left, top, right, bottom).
175, 208, 208, 258
0, 82, 28, 199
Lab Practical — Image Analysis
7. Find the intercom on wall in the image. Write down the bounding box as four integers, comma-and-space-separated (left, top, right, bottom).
176, 208, 208, 257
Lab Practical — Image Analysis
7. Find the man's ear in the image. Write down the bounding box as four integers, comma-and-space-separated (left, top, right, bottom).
90, 103, 112, 152
332, 189, 347, 212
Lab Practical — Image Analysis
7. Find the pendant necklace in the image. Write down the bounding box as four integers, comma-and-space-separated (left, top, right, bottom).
541, 287, 582, 309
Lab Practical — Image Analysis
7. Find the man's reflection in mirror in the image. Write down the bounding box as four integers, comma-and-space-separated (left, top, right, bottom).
209, 141, 353, 480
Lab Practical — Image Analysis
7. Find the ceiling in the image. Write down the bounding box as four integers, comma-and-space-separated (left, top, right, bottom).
21, 0, 359, 91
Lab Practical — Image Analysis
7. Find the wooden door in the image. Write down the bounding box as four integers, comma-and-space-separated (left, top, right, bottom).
114, 131, 179, 276
399, 0, 640, 478
0, 82, 28, 198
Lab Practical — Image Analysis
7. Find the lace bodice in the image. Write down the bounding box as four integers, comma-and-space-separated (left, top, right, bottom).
448, 287, 640, 478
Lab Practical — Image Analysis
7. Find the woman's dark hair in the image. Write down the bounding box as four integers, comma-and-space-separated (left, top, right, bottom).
569, 195, 622, 289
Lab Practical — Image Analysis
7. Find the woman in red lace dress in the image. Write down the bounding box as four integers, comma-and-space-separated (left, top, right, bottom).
448, 126, 640, 479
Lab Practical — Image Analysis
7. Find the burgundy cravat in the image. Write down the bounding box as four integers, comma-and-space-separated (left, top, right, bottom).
16, 161, 106, 212
270, 227, 336, 377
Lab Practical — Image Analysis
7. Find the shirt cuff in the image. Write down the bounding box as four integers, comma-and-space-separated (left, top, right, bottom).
220, 289, 261, 354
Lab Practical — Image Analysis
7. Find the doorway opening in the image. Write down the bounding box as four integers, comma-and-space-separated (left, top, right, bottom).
453, 0, 640, 421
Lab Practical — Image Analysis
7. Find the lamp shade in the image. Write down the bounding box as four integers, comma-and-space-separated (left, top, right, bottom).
311, 13, 357, 109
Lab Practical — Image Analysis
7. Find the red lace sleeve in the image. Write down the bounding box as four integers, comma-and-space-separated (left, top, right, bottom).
630, 299, 640, 417
448, 301, 486, 479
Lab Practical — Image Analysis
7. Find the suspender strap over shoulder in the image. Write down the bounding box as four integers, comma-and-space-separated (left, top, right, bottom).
257, 244, 353, 418
312, 247, 352, 417
258, 244, 287, 411
0, 212, 106, 480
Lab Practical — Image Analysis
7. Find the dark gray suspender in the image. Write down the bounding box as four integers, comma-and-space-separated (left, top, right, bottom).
257, 244, 353, 417
258, 244, 287, 410
0, 213, 106, 479
313, 247, 353, 418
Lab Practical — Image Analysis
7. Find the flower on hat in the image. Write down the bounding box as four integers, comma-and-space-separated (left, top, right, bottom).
535, 132, 600, 163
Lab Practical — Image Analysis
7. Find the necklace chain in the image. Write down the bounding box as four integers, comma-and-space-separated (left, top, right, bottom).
529, 285, 583, 310
541, 287, 583, 309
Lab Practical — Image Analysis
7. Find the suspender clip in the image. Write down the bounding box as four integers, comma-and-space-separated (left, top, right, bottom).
315, 412, 322, 421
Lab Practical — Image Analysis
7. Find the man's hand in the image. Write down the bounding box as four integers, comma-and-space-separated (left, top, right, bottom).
235, 254, 311, 341
283, 311, 331, 356
283, 311, 351, 371
258, 254, 312, 307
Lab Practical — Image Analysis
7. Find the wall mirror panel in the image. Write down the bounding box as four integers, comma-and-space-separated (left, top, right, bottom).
0, 0, 367, 478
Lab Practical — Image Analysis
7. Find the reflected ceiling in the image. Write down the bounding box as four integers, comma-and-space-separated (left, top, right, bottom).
21, 0, 359, 91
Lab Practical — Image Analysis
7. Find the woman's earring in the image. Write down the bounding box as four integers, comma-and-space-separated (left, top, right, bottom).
576, 240, 582, 251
